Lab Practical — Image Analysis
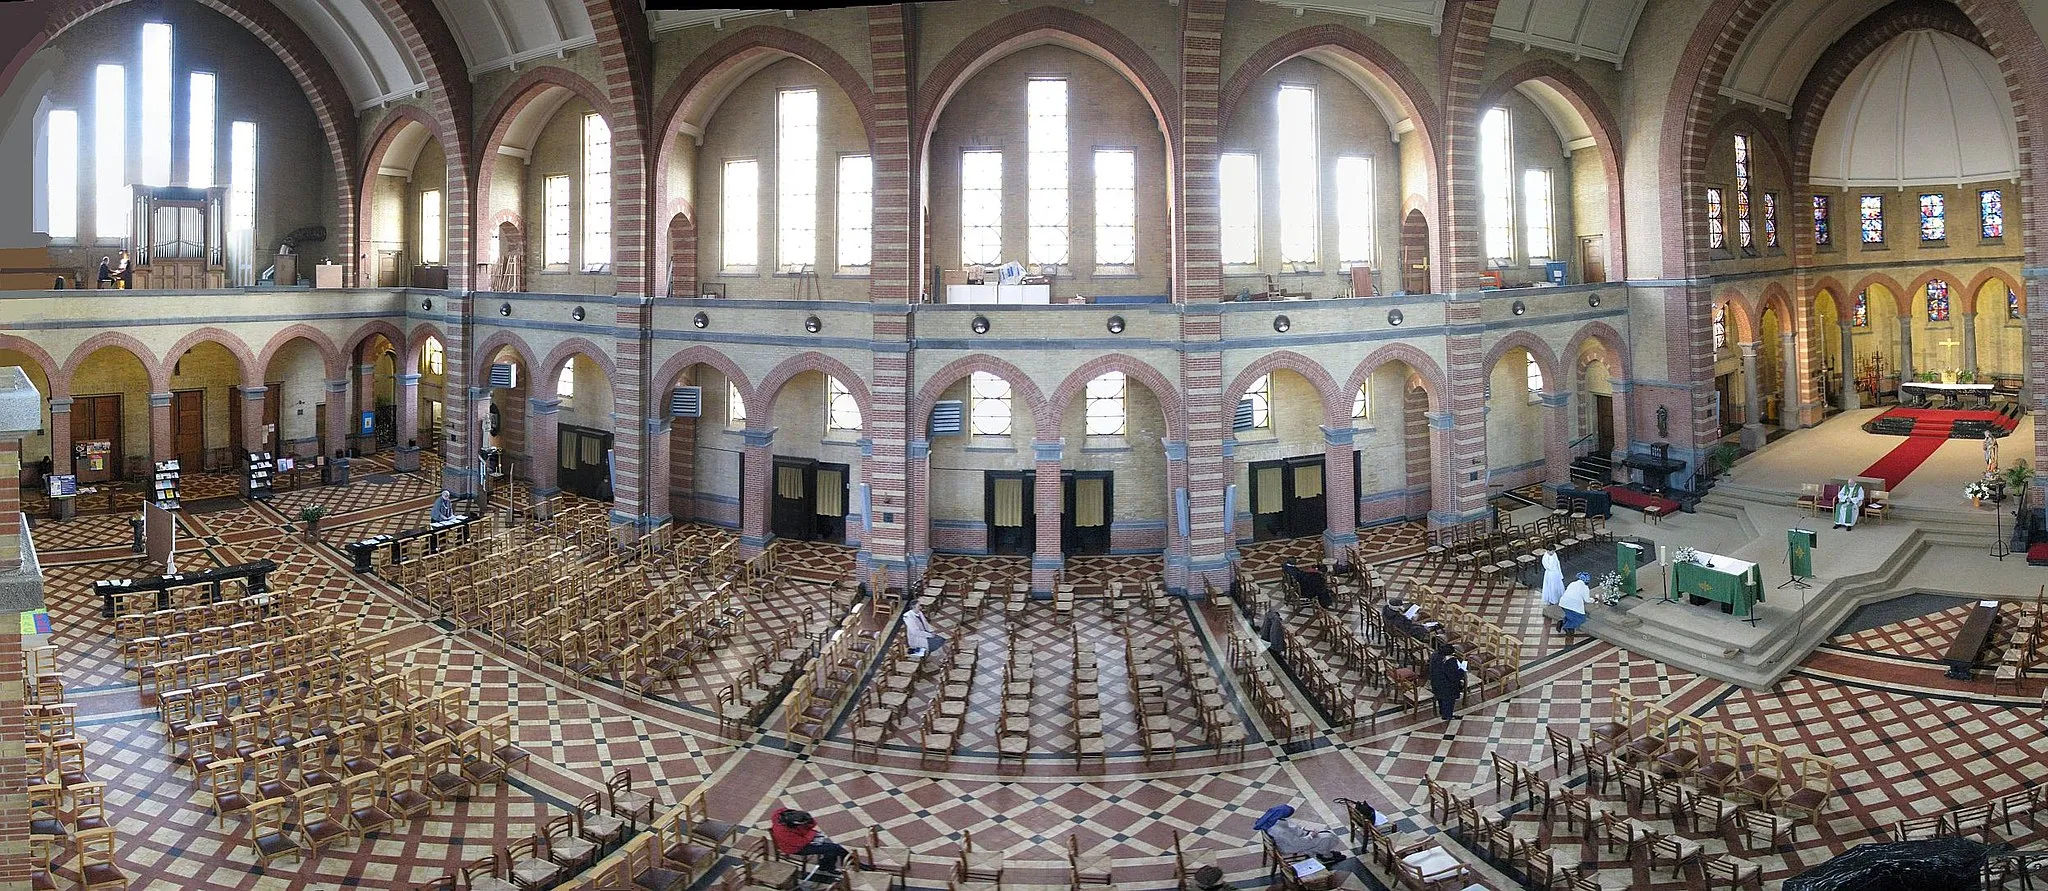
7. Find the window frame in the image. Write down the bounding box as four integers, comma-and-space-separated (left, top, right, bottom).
1218, 151, 1260, 268
1275, 84, 1320, 269
1812, 194, 1831, 246
422, 340, 445, 375
228, 121, 255, 233
188, 72, 217, 189
1352, 384, 1370, 423
556, 363, 576, 405
544, 174, 573, 268
1859, 194, 1885, 245
825, 375, 862, 434
720, 159, 760, 273
1480, 106, 1515, 266
1525, 354, 1545, 400
775, 88, 818, 274
45, 109, 78, 240
1084, 372, 1127, 437
1918, 192, 1946, 243
1980, 189, 2005, 240
1335, 155, 1374, 269
94, 64, 127, 243
1523, 167, 1554, 263
419, 189, 443, 265
1733, 134, 1753, 250
1762, 192, 1778, 248
139, 23, 172, 188
727, 380, 747, 428
581, 113, 612, 272
1247, 373, 1273, 431
959, 149, 1003, 268
1093, 148, 1138, 272
836, 153, 873, 272
1706, 188, 1725, 250
1926, 280, 1951, 323
968, 371, 1014, 437
1026, 78, 1070, 269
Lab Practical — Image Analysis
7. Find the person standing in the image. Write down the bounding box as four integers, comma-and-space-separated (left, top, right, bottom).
1559, 572, 1591, 633
903, 599, 946, 658
1427, 642, 1465, 721
1833, 478, 1865, 531
1539, 549, 1565, 608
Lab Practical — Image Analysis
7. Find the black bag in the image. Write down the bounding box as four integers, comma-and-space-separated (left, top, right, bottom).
778, 810, 814, 829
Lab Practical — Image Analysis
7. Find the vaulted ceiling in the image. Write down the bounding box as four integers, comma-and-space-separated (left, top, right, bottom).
266, 0, 601, 110
1256, 0, 1650, 65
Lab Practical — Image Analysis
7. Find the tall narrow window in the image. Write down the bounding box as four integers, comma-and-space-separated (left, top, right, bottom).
1335, 156, 1373, 267
1918, 193, 1945, 241
1480, 107, 1514, 265
721, 160, 758, 270
1706, 188, 1725, 249
1926, 281, 1950, 322
1713, 303, 1728, 350
556, 365, 575, 403
45, 110, 77, 239
1762, 192, 1778, 248
969, 372, 1013, 436
1219, 152, 1259, 265
1812, 195, 1831, 245
1860, 195, 1884, 243
727, 381, 746, 427
582, 114, 612, 269
545, 174, 572, 266
94, 65, 126, 240
228, 121, 254, 232
1247, 374, 1273, 429
1526, 354, 1545, 393
1352, 385, 1370, 421
419, 190, 443, 264
836, 155, 872, 269
140, 23, 171, 187
1523, 169, 1553, 261
1094, 149, 1136, 269
422, 340, 445, 375
188, 73, 215, 188
1852, 291, 1868, 327
1981, 189, 2004, 238
960, 150, 1002, 267
1085, 372, 1126, 436
775, 89, 816, 272
1026, 79, 1069, 266
1732, 134, 1753, 249
1276, 86, 1318, 266
826, 376, 862, 432
2010, 286, 2022, 320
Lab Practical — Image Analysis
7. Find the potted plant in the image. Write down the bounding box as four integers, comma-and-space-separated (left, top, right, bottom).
1966, 478, 1995, 508
1708, 442, 1742, 479
2003, 459, 2033, 497
299, 505, 328, 541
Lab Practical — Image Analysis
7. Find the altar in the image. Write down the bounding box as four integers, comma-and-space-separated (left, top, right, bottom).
1901, 381, 1994, 408
1670, 550, 1764, 618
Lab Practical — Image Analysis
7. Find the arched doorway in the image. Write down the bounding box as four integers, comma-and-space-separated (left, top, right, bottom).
165, 340, 246, 472
660, 356, 748, 527
538, 352, 616, 503
361, 116, 451, 288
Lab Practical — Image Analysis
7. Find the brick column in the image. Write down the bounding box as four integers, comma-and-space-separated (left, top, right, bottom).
738, 426, 774, 558
905, 438, 931, 584
1437, 0, 1498, 525
0, 623, 24, 888
1160, 440, 1190, 593
148, 392, 172, 467
866, 7, 916, 593
1539, 391, 1572, 489
47, 397, 71, 475
1404, 392, 1433, 518
0, 440, 19, 570
1780, 332, 1802, 431
1031, 439, 1063, 596
438, 293, 477, 497
1176, 0, 1229, 598
526, 397, 560, 499
353, 363, 377, 454
611, 296, 656, 537
1320, 426, 1358, 562
394, 373, 421, 472
669, 415, 697, 522
323, 379, 349, 459
239, 385, 267, 456
1739, 341, 1764, 450
1839, 327, 1860, 412
640, 416, 671, 530
1424, 411, 1462, 527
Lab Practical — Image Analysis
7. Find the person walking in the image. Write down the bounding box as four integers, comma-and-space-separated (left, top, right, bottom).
1427, 642, 1465, 721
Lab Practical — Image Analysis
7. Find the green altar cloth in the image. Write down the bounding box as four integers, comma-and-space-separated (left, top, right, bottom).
1670, 553, 1764, 617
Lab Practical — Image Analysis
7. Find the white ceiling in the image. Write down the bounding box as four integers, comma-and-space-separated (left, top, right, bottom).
1810, 29, 2018, 187
429, 0, 597, 79
1720, 0, 1892, 113
647, 9, 784, 34
268, 0, 425, 109
265, 0, 600, 111
1255, 0, 1648, 65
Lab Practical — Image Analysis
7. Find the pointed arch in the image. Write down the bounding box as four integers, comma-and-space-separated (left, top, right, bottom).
1810, 277, 1853, 322
343, 320, 407, 364
1964, 267, 2025, 315
404, 323, 445, 373
539, 338, 620, 386
472, 66, 615, 276
1850, 272, 1911, 314
1560, 322, 1634, 383
469, 330, 540, 381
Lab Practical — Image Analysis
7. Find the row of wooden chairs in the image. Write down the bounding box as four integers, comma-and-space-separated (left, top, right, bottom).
785, 601, 883, 742
1993, 591, 2043, 694
142, 616, 355, 699
1165, 625, 1247, 757
1225, 626, 1314, 744
1072, 638, 1105, 766
1891, 786, 2048, 843
111, 587, 288, 640
918, 646, 977, 767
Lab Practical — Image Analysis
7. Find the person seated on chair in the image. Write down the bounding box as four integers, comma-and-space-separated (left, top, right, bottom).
769, 807, 847, 878
1252, 804, 1348, 862
430, 489, 456, 523
1833, 478, 1866, 531
902, 598, 947, 658
1284, 560, 1334, 609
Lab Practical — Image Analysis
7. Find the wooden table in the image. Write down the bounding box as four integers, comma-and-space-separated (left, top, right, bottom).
1942, 600, 2001, 680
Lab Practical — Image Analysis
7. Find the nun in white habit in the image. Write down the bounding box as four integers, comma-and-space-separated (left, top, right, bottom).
1539, 549, 1565, 606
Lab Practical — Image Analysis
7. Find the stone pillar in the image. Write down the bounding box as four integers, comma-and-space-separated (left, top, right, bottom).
393, 373, 420, 471
1320, 426, 1358, 562
526, 397, 561, 499
1161, 439, 1190, 593
1424, 411, 1460, 527
47, 397, 71, 475
239, 385, 268, 457
1739, 343, 1764, 450
738, 426, 774, 558
1779, 332, 1801, 431
148, 392, 172, 467
1962, 311, 1979, 376
1897, 317, 1915, 385
323, 379, 349, 459
1839, 327, 1859, 412
353, 363, 377, 454
905, 438, 931, 585
1538, 391, 1572, 489
1031, 439, 1063, 596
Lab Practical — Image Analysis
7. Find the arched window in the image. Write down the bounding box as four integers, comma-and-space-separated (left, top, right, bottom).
421, 340, 445, 375
969, 372, 1012, 437
1352, 384, 1369, 421
827, 376, 862, 432
1085, 372, 1126, 436
1712, 304, 1728, 350
727, 381, 746, 428
1926, 281, 1950, 322
1851, 291, 1868, 328
556, 364, 575, 404
1526, 355, 1544, 393
1480, 107, 1513, 265
1246, 374, 1272, 430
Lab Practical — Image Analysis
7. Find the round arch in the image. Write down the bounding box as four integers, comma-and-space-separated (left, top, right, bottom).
1221, 351, 1345, 429
653, 346, 755, 409
1904, 269, 1968, 316
343, 320, 407, 365
1474, 60, 1628, 280
255, 325, 345, 381
1758, 282, 1796, 329
753, 352, 874, 430
60, 332, 161, 394
355, 107, 452, 289
1561, 322, 1634, 384
1849, 272, 1911, 314
914, 356, 1053, 441
1716, 290, 1759, 344
1342, 344, 1449, 414
1046, 355, 1186, 441
470, 330, 541, 382
1810, 277, 1854, 322
472, 66, 615, 271
163, 327, 260, 386
1482, 332, 1564, 391
539, 338, 621, 387
0, 335, 62, 393
1964, 268, 2026, 315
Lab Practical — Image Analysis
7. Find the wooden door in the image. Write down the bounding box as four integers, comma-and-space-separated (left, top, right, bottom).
377, 250, 403, 287
1579, 235, 1606, 284
1284, 455, 1327, 539
1250, 460, 1287, 541
170, 390, 204, 468
985, 471, 1034, 555
558, 425, 615, 502
1062, 471, 1112, 556
1594, 394, 1615, 453
70, 395, 123, 483
772, 458, 816, 541
813, 463, 848, 542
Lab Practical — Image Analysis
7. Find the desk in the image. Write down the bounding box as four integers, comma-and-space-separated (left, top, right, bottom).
346, 514, 479, 573
1942, 600, 2000, 679
93, 559, 278, 618
1670, 552, 1763, 617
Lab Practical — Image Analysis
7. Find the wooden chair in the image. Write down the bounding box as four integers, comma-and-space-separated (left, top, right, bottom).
380, 755, 433, 820
1069, 833, 1114, 886
607, 767, 658, 828
1599, 811, 1655, 861
462, 854, 521, 891
1648, 831, 1704, 879
576, 791, 628, 848
542, 812, 599, 872
74, 828, 129, 891
202, 757, 252, 828
293, 785, 351, 855
505, 835, 564, 890
1393, 843, 1469, 890
340, 772, 396, 838
1735, 807, 1798, 851
958, 828, 1004, 882
1703, 853, 1764, 890
244, 798, 302, 868
858, 826, 910, 890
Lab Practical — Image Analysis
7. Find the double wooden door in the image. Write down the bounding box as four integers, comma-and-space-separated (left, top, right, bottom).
1250, 455, 1327, 541
771, 457, 848, 542
557, 425, 614, 501
69, 394, 122, 483
983, 470, 1114, 556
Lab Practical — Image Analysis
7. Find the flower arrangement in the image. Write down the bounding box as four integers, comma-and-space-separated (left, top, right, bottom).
1965, 479, 1997, 502
1673, 546, 1700, 566
1593, 570, 1628, 606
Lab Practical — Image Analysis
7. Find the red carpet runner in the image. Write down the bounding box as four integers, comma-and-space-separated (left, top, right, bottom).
1859, 435, 1946, 491
1867, 406, 2021, 436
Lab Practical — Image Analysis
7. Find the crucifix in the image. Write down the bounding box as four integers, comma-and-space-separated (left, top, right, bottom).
1937, 337, 1962, 380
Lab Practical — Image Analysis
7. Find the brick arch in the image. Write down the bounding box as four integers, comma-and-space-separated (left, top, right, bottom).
354, 109, 442, 290
1482, 331, 1564, 392
1047, 355, 1185, 442
163, 327, 259, 387
584, 0, 655, 297
470, 330, 539, 381
1905, 269, 1967, 316
404, 323, 445, 373
1475, 60, 1628, 280
59, 332, 161, 394
653, 346, 754, 410
1704, 106, 1795, 189
1758, 282, 1797, 329
1963, 267, 2025, 315
1810, 277, 1854, 322
343, 320, 407, 364
256, 325, 346, 382
472, 66, 614, 274
1789, 1, 1987, 178
486, 209, 525, 281
0, 335, 64, 394
18, 0, 359, 285
1715, 289, 1759, 344
1222, 351, 1345, 429
664, 210, 697, 298
1561, 321, 1634, 383
913, 356, 1053, 441
1850, 272, 1911, 314
753, 352, 873, 431
1341, 343, 1448, 415
538, 338, 620, 388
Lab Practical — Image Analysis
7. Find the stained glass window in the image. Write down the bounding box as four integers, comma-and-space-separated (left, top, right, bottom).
1813, 195, 1830, 245
1706, 188, 1725, 249
1733, 135, 1753, 249
1982, 190, 2004, 239
1926, 280, 1950, 322
1860, 195, 1884, 243
1852, 291, 1868, 327
1713, 303, 1727, 350
1762, 193, 1778, 248
2010, 286, 2022, 320
1918, 193, 1945, 241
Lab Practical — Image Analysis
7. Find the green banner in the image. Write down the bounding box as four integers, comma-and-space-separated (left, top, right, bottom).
1788, 529, 1814, 577
1615, 541, 1640, 595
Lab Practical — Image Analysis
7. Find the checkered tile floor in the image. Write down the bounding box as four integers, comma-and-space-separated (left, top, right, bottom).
24, 482, 2033, 889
